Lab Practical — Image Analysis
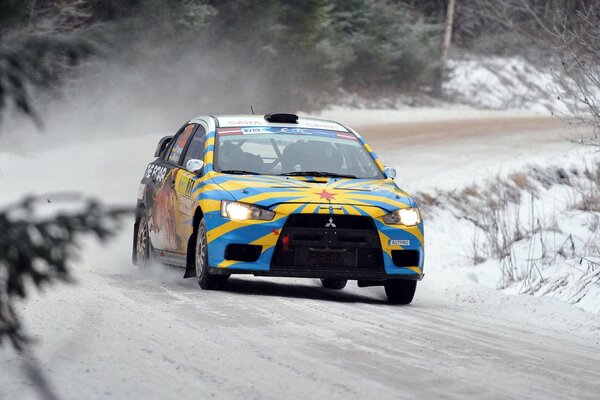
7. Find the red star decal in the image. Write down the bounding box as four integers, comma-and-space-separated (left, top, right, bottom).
271, 228, 280, 236
316, 189, 336, 201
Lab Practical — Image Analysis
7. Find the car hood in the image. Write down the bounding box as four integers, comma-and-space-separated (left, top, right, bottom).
211, 174, 415, 213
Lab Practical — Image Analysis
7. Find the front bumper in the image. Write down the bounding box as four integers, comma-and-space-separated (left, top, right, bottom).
204, 210, 424, 280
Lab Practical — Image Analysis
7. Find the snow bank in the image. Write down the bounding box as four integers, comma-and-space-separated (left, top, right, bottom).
420, 152, 600, 313
445, 56, 564, 112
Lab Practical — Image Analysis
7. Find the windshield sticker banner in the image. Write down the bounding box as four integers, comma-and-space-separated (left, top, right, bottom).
217, 127, 357, 141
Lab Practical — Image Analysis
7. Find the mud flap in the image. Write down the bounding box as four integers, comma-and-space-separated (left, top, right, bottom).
183, 265, 196, 278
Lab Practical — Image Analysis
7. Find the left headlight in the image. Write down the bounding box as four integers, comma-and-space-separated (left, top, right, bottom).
220, 200, 275, 221
382, 207, 421, 226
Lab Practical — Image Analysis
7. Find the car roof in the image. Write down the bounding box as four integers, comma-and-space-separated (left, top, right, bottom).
190, 114, 351, 133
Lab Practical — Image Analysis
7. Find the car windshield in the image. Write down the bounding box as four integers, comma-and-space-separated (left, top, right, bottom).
214, 127, 384, 179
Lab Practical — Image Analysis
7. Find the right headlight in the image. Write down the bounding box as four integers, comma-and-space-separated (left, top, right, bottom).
382, 207, 421, 226
220, 200, 275, 221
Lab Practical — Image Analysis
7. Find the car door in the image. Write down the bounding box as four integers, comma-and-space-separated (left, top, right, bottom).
147, 123, 197, 253
172, 123, 208, 248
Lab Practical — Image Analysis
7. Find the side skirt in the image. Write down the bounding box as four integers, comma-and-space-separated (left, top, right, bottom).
151, 249, 187, 268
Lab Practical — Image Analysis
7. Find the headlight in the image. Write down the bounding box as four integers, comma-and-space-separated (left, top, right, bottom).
220, 200, 275, 221
382, 207, 421, 226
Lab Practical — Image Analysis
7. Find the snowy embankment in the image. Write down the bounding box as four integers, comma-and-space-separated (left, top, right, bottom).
444, 56, 562, 112
420, 157, 600, 313
325, 55, 579, 114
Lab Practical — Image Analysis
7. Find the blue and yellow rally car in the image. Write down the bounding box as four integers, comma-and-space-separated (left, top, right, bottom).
133, 113, 424, 304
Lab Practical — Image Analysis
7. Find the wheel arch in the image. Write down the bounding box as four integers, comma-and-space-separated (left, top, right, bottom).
184, 206, 205, 277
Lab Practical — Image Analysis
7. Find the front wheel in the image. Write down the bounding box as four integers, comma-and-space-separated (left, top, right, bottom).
384, 280, 417, 304
195, 218, 227, 290
320, 278, 347, 290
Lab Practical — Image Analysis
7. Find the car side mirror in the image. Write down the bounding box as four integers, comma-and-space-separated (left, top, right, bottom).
154, 135, 173, 157
383, 166, 397, 179
186, 159, 204, 175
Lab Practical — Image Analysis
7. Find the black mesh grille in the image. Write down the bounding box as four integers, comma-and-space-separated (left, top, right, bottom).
271, 214, 384, 277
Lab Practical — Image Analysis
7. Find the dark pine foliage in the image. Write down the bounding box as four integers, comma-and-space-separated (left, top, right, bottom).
0, 35, 99, 125
0, 197, 130, 350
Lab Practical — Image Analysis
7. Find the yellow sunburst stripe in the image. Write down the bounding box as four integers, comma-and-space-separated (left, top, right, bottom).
378, 230, 394, 249
377, 221, 424, 247
316, 207, 345, 215
272, 203, 306, 214
192, 183, 228, 199
342, 204, 365, 216
204, 150, 214, 164
216, 259, 239, 268
234, 190, 316, 204
200, 199, 221, 213
206, 214, 287, 243
405, 266, 422, 274
213, 181, 310, 193
402, 225, 424, 246
343, 193, 407, 209
330, 179, 379, 189
303, 203, 320, 213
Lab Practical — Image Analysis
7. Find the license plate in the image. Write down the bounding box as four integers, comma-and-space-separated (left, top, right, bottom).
309, 249, 348, 267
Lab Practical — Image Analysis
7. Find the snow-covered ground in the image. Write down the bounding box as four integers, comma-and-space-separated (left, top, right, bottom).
1, 108, 600, 399
322, 55, 583, 115
444, 56, 562, 112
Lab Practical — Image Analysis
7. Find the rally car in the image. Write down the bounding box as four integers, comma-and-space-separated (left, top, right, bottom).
133, 113, 424, 304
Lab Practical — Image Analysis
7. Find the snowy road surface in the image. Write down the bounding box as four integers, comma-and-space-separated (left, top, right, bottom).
1, 110, 599, 399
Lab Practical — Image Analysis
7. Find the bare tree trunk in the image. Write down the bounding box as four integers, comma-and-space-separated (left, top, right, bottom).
435, 0, 456, 96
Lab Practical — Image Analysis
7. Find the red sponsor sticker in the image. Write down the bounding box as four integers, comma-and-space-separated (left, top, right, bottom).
336, 132, 357, 141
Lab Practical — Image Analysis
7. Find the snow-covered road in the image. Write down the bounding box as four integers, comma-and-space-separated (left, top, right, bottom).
2, 266, 599, 400
1, 110, 599, 399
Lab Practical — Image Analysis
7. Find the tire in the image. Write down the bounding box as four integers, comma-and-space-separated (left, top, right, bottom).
320, 278, 347, 290
135, 215, 150, 266
195, 218, 227, 290
384, 280, 417, 304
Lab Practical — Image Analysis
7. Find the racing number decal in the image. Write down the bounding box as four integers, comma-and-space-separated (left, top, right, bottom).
176, 174, 195, 216
145, 164, 168, 183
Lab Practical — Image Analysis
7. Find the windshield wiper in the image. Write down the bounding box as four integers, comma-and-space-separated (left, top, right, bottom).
279, 171, 356, 179
220, 169, 261, 175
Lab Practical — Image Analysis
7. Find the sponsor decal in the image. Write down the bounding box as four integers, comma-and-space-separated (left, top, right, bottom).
177, 176, 194, 198
225, 120, 263, 126
221, 120, 346, 131
216, 127, 357, 141
389, 239, 410, 246
145, 164, 168, 183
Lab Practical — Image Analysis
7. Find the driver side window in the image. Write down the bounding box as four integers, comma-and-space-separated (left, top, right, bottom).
168, 124, 196, 164
182, 125, 207, 167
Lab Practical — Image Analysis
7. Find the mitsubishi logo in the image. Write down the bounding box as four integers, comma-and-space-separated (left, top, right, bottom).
325, 217, 337, 228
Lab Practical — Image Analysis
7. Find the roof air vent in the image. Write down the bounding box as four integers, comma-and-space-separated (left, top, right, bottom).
264, 113, 299, 124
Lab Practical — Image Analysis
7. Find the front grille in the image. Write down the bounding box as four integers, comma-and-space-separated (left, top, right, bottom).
271, 214, 384, 277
